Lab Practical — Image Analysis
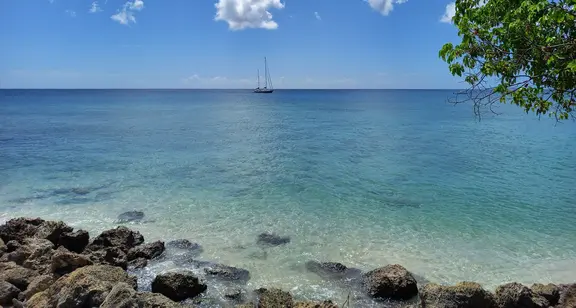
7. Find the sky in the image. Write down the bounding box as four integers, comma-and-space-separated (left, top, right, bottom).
0, 0, 461, 89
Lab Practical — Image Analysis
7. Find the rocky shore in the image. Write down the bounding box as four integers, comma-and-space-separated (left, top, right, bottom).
0, 216, 574, 308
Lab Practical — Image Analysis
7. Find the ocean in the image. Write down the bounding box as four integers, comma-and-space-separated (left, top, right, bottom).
1, 89, 575, 303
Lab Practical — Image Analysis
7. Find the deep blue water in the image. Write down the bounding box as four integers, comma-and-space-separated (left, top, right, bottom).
1, 89, 575, 302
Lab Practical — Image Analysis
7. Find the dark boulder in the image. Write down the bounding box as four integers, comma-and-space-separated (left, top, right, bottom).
116, 211, 145, 223
86, 246, 129, 269
204, 263, 250, 283
127, 240, 165, 260
531, 283, 560, 306
85, 226, 144, 253
33, 220, 73, 245
256, 288, 294, 308
50, 247, 93, 275
257, 232, 291, 247
0, 217, 45, 242
0, 280, 21, 306
495, 282, 547, 308
151, 271, 207, 302
305, 261, 361, 280
0, 262, 39, 290
420, 282, 496, 308
58, 229, 89, 253
16, 238, 55, 274
167, 239, 202, 251
128, 257, 148, 269
362, 264, 418, 300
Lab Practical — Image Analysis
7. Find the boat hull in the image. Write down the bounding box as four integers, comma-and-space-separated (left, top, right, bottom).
254, 89, 274, 93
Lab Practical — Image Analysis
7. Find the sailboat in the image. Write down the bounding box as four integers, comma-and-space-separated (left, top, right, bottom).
254, 57, 274, 93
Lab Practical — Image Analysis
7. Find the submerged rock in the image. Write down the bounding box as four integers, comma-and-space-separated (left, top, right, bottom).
531, 283, 560, 306
151, 271, 207, 302
204, 263, 250, 283
257, 232, 291, 247
256, 288, 294, 308
85, 226, 144, 253
362, 264, 418, 300
26, 265, 137, 308
420, 282, 496, 308
495, 282, 547, 308
117, 211, 145, 223
127, 240, 165, 261
167, 239, 201, 250
224, 287, 245, 302
0, 280, 20, 306
305, 261, 361, 281
58, 229, 89, 253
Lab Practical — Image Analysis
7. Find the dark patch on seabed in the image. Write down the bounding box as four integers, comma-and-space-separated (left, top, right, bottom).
8, 183, 116, 205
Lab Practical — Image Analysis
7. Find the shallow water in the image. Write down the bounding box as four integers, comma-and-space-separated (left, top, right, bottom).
1, 89, 575, 303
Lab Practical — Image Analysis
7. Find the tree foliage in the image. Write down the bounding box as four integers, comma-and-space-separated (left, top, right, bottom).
440, 0, 576, 120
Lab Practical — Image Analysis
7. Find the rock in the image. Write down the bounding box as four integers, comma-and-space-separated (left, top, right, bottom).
294, 300, 338, 308
85, 226, 145, 253
257, 288, 294, 308
127, 240, 165, 260
0, 217, 45, 243
128, 257, 148, 269
0, 238, 6, 255
26, 265, 138, 308
86, 246, 129, 269
531, 283, 560, 306
19, 274, 55, 300
33, 220, 73, 245
6, 240, 21, 252
257, 232, 291, 247
167, 239, 202, 250
204, 263, 250, 283
362, 264, 418, 300
151, 271, 207, 302
117, 211, 145, 223
495, 282, 545, 308
0, 280, 21, 306
305, 261, 361, 280
420, 282, 496, 308
20, 238, 56, 274
50, 247, 93, 275
12, 298, 25, 308
100, 282, 139, 308
224, 288, 245, 301
558, 284, 576, 308
0, 262, 38, 290
137, 291, 181, 308
58, 229, 89, 253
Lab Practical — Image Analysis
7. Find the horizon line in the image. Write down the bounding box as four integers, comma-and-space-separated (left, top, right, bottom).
0, 88, 467, 91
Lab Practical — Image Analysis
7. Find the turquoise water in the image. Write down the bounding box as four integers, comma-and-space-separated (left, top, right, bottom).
1, 89, 575, 302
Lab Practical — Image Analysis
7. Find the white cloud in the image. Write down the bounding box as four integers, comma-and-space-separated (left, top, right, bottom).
130, 0, 144, 11
111, 0, 144, 25
314, 11, 321, 20
65, 10, 77, 17
89, 1, 102, 13
366, 0, 407, 16
215, 0, 285, 30
440, 2, 455, 23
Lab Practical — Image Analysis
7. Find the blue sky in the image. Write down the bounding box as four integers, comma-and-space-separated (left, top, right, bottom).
0, 0, 461, 89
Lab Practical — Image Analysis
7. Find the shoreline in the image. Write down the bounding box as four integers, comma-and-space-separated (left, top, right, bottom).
1, 216, 574, 307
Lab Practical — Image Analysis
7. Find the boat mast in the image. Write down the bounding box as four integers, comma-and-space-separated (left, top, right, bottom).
257, 69, 260, 88
264, 57, 268, 89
